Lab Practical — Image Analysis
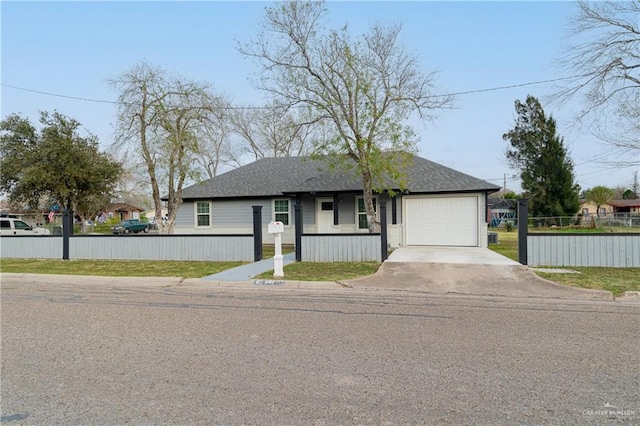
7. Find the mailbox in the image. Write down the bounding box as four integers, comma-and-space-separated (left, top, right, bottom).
268, 221, 284, 234
268, 221, 285, 278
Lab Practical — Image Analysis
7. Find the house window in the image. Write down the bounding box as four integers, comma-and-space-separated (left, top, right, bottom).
273, 199, 290, 225
321, 201, 333, 211
356, 196, 377, 230
582, 208, 589, 216
196, 201, 211, 227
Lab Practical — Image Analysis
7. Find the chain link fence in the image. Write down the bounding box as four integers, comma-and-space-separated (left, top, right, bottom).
489, 214, 640, 232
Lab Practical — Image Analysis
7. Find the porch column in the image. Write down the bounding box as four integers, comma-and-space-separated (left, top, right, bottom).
294, 198, 302, 262
391, 196, 397, 225
380, 201, 388, 261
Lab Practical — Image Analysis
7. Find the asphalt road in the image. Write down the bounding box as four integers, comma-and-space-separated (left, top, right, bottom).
1, 278, 639, 425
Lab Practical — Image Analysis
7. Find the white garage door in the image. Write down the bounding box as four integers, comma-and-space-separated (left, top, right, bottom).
405, 197, 478, 246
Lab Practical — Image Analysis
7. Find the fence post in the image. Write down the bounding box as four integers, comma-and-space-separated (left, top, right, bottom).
517, 198, 528, 265
294, 200, 302, 262
252, 206, 262, 262
62, 208, 71, 260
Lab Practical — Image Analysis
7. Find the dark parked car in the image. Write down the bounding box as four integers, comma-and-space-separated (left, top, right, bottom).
111, 219, 150, 234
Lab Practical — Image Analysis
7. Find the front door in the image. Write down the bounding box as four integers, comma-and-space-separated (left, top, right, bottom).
316, 198, 335, 233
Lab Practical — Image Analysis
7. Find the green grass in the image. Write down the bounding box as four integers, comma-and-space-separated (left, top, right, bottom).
254, 262, 380, 281
488, 230, 518, 261
262, 244, 295, 259
4, 234, 637, 295
0, 259, 246, 279
536, 268, 640, 297
488, 229, 639, 297
528, 227, 640, 233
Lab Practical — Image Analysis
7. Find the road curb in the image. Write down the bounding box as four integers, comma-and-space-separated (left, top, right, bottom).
1, 273, 184, 287
1, 273, 343, 290
183, 278, 342, 290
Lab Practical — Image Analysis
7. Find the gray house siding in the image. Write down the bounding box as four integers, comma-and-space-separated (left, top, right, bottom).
301, 195, 315, 226
175, 193, 406, 245
213, 199, 271, 226
338, 195, 356, 225
175, 202, 194, 227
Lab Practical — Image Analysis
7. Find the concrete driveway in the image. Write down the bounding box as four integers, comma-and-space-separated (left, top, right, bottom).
346, 246, 613, 300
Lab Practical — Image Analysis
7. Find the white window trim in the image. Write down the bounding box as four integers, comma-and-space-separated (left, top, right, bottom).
194, 201, 212, 228
272, 198, 291, 227
355, 195, 379, 232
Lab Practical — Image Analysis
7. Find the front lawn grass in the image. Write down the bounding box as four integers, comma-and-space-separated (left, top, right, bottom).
488, 229, 639, 297
262, 244, 295, 259
528, 226, 640, 233
535, 268, 640, 297
0, 259, 246, 279
254, 262, 380, 281
488, 230, 518, 261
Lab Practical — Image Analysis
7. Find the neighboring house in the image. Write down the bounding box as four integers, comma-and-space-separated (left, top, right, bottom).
105, 203, 144, 222
487, 198, 517, 227
580, 199, 640, 217
174, 155, 500, 248
579, 200, 614, 217
142, 208, 168, 223
608, 199, 640, 216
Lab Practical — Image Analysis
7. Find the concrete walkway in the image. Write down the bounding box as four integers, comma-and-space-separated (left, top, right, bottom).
201, 252, 297, 282
387, 246, 521, 265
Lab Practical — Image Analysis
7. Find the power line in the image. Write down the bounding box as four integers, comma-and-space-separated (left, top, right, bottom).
1, 84, 119, 104
436, 75, 581, 97
1, 74, 583, 110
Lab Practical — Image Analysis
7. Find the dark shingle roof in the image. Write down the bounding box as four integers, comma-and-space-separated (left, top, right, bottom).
181, 155, 500, 199
608, 199, 640, 208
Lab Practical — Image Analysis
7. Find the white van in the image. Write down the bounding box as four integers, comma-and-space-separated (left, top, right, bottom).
0, 218, 51, 236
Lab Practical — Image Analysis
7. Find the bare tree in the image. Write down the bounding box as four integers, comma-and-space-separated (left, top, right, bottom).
230, 102, 320, 160
109, 61, 226, 233
111, 161, 154, 209
557, 0, 640, 157
190, 101, 235, 179
238, 0, 453, 232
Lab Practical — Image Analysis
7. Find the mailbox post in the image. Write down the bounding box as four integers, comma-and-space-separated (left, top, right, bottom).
268, 221, 285, 278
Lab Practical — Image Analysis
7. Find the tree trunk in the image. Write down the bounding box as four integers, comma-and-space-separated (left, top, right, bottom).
361, 167, 381, 233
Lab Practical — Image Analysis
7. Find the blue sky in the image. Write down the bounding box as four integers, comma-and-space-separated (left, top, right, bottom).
2, 1, 638, 192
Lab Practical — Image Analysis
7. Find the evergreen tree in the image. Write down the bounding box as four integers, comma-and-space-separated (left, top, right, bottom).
503, 96, 580, 218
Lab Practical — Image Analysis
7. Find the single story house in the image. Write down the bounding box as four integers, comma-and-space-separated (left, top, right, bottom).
105, 203, 144, 222
608, 199, 640, 216
580, 199, 640, 217
174, 155, 500, 248
142, 207, 168, 223
579, 200, 614, 217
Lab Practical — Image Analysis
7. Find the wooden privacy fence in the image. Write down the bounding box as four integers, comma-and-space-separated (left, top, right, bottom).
0, 235, 254, 262
527, 233, 640, 268
301, 234, 382, 262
